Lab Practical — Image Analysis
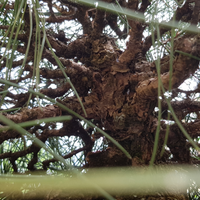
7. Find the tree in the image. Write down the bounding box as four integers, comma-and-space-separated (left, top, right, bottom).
0, 0, 200, 199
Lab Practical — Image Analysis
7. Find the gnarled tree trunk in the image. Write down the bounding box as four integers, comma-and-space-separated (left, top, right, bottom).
1, 0, 200, 199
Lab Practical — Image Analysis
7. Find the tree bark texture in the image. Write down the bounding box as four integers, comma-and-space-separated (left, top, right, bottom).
1, 0, 200, 199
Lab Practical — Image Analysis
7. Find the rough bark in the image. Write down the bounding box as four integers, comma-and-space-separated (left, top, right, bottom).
1, 0, 200, 199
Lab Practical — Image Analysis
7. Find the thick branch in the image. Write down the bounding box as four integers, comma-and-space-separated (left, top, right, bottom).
2, 105, 61, 124
135, 36, 200, 104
